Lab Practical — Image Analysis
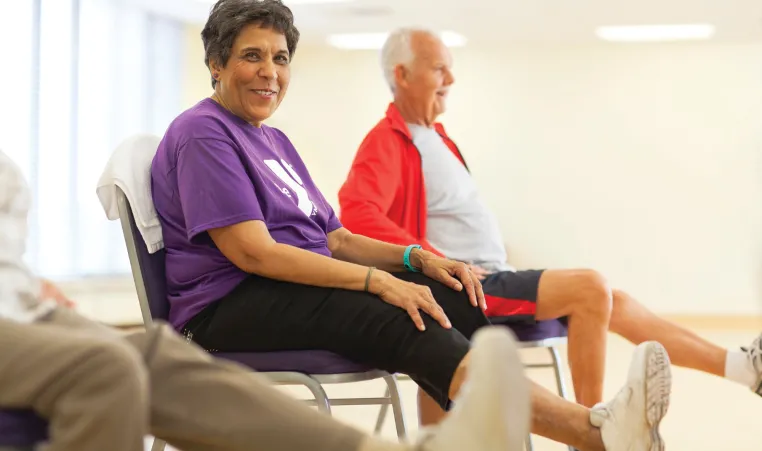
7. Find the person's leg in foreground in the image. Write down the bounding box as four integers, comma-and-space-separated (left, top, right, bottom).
0, 304, 531, 451
142, 323, 530, 451
0, 311, 148, 451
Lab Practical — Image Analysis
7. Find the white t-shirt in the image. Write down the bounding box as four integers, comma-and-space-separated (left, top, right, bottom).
0, 150, 52, 322
407, 124, 512, 271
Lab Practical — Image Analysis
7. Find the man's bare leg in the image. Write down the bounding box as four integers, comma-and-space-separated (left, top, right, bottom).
531, 384, 604, 451
423, 381, 604, 450
610, 289, 725, 375
535, 269, 613, 407
419, 389, 448, 425
536, 340, 671, 451
534, 269, 761, 394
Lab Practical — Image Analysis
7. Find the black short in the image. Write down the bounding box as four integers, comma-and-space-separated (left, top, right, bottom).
183, 272, 490, 410
482, 269, 569, 327
481, 269, 544, 321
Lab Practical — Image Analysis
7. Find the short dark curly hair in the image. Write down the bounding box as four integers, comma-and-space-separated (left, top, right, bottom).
201, 0, 300, 88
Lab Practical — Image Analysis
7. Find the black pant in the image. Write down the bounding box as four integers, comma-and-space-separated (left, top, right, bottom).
184, 272, 490, 410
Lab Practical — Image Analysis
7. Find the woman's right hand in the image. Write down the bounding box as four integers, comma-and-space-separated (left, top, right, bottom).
368, 271, 452, 332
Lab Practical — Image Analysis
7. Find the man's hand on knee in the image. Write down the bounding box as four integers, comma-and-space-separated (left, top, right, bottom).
414, 253, 487, 311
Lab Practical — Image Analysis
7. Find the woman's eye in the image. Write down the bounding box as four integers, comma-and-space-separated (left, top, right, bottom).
245, 53, 259, 60
275, 55, 289, 64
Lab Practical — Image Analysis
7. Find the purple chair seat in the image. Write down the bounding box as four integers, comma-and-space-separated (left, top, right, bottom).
508, 318, 568, 343
0, 409, 48, 446
488, 316, 568, 343
214, 350, 373, 374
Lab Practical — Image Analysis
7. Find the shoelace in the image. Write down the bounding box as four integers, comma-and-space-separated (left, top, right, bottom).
741, 335, 762, 373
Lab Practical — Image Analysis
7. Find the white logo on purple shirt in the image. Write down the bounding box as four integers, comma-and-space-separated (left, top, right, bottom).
264, 159, 315, 217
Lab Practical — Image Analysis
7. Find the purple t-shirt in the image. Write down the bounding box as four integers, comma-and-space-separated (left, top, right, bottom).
151, 98, 343, 330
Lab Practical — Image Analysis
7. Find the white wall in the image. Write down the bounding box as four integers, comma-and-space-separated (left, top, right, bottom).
184, 27, 762, 315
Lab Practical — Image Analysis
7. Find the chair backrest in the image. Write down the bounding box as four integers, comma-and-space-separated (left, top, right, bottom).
115, 186, 169, 323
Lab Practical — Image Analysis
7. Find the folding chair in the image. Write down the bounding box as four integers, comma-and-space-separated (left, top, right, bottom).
114, 187, 407, 451
373, 319, 572, 451
0, 410, 47, 451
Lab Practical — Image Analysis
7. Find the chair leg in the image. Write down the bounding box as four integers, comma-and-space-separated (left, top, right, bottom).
525, 434, 534, 451
383, 375, 408, 440
150, 438, 167, 451
374, 386, 391, 434
549, 346, 570, 400
549, 346, 575, 451
301, 375, 332, 414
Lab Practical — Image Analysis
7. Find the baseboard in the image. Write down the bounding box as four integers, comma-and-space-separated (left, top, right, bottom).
662, 314, 762, 331
57, 276, 135, 295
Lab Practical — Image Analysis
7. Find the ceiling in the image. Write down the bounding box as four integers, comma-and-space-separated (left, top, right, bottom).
125, 0, 762, 46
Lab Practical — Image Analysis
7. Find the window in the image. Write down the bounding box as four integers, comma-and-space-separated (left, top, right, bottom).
0, 0, 184, 278
0, 0, 35, 181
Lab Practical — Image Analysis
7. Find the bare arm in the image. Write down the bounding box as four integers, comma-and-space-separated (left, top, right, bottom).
209, 221, 434, 290
326, 227, 430, 272
208, 221, 388, 292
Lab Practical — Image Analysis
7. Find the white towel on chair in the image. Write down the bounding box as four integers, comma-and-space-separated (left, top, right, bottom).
96, 134, 164, 253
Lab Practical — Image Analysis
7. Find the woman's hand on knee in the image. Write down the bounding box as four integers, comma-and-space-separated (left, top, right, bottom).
369, 272, 451, 332
420, 259, 487, 311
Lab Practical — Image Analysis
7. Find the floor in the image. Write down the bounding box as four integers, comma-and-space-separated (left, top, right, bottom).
64, 280, 762, 450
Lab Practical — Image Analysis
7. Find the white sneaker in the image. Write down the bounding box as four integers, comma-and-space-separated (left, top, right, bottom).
590, 341, 672, 451
740, 332, 762, 395
418, 326, 530, 451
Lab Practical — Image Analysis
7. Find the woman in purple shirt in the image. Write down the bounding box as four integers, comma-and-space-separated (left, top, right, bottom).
151, 1, 672, 448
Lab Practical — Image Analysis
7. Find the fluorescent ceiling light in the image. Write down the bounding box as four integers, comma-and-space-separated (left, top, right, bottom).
327, 31, 468, 50
201, 0, 351, 4
595, 24, 715, 42
283, 0, 352, 3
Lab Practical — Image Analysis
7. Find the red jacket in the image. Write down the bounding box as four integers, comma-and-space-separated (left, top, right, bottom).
340, 104, 538, 320
338, 103, 468, 256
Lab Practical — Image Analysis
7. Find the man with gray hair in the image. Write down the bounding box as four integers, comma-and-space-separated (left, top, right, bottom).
339, 26, 762, 449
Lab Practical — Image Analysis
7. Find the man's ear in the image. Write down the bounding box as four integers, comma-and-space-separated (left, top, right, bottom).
393, 64, 409, 89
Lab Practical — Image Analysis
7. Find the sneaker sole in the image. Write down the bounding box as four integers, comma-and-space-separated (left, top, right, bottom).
470, 326, 531, 451
754, 371, 762, 396
643, 342, 672, 451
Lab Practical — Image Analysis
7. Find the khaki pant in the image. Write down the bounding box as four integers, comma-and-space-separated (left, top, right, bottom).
0, 308, 366, 451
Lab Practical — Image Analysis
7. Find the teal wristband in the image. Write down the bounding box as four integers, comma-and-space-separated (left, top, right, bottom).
403, 244, 422, 272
